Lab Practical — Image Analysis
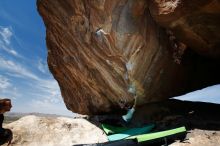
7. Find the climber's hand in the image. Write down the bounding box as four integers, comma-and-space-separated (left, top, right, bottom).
133, 95, 137, 109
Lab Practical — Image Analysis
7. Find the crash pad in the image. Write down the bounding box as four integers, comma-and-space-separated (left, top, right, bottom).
107, 124, 155, 141
127, 126, 186, 142
101, 124, 130, 135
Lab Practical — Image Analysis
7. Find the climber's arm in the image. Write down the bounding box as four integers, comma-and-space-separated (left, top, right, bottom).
133, 95, 137, 109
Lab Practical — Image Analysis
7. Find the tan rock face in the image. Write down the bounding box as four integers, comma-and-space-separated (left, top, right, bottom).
149, 0, 220, 58
5, 116, 107, 146
37, 0, 220, 115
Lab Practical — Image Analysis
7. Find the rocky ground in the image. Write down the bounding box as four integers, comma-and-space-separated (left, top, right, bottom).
3, 115, 107, 146
2, 117, 220, 146
171, 129, 220, 146
2, 100, 220, 146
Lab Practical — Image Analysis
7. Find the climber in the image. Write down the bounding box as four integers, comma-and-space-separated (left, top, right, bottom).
0, 98, 13, 146
97, 96, 138, 126
122, 95, 137, 123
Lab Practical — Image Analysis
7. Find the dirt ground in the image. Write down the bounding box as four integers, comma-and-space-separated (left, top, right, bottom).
171, 129, 220, 146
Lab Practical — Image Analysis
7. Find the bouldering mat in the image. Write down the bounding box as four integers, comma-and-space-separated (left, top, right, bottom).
107, 124, 155, 141
127, 126, 186, 142
101, 124, 129, 135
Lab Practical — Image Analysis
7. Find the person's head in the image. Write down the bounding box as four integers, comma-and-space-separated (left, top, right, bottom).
0, 99, 12, 114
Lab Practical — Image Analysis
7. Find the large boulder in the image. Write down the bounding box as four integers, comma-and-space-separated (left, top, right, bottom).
5, 115, 107, 146
37, 0, 220, 115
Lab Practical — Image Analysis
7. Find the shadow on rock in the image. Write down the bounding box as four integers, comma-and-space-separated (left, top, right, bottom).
84, 99, 220, 146
129, 99, 220, 131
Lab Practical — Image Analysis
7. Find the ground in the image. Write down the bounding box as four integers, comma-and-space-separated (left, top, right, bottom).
2, 100, 220, 146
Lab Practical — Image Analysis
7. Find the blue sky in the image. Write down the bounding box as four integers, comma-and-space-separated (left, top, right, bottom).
0, 0, 73, 116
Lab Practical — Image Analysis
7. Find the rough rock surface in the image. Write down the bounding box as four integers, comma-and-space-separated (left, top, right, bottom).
4, 115, 107, 146
37, 0, 220, 114
149, 0, 220, 58
3, 114, 220, 146
171, 129, 220, 146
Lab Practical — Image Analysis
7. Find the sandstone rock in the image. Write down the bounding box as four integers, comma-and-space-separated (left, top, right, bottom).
37, 0, 192, 114
149, 0, 220, 58
4, 115, 107, 146
37, 0, 220, 115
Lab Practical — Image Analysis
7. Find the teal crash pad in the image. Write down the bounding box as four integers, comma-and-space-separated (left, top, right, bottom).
107, 124, 155, 141
127, 126, 186, 142
101, 124, 130, 135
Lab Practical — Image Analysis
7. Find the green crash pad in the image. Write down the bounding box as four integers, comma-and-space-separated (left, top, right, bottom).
101, 124, 130, 135
127, 126, 186, 142
107, 124, 155, 141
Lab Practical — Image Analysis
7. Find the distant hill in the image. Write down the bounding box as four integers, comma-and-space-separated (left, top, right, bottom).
3, 112, 73, 124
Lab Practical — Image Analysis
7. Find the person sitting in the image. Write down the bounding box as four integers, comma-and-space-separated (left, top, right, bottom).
0, 99, 13, 146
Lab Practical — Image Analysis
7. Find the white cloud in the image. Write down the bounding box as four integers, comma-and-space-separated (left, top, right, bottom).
0, 41, 19, 56
28, 79, 75, 116
0, 75, 11, 90
30, 78, 62, 103
0, 58, 64, 113
19, 99, 73, 116
37, 58, 48, 74
0, 26, 12, 44
23, 79, 71, 116
0, 56, 62, 104
0, 56, 39, 80
0, 75, 19, 100
0, 56, 70, 115
0, 26, 21, 57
